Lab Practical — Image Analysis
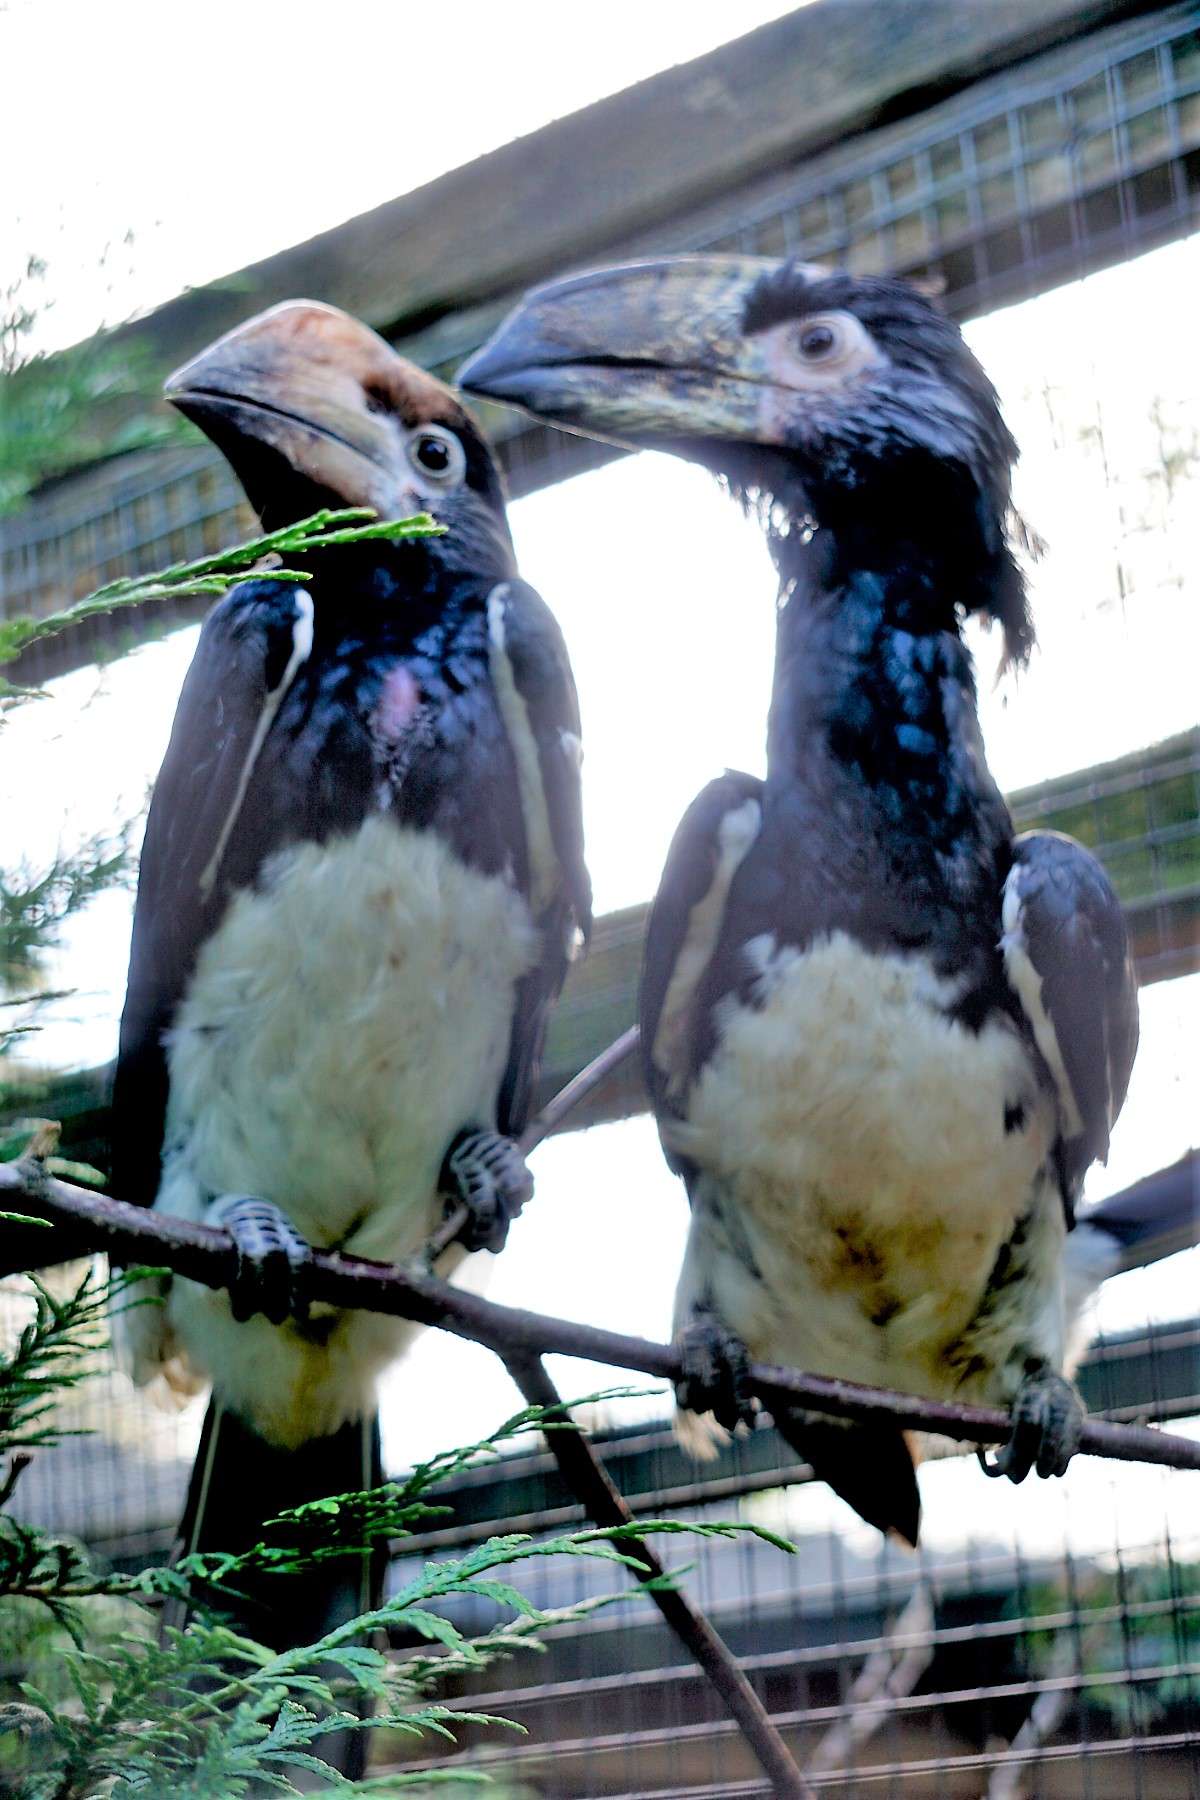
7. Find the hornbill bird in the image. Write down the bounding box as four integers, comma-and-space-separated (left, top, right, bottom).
113, 300, 590, 1642
461, 257, 1147, 1545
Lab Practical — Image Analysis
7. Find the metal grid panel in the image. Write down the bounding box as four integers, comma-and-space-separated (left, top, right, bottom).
369, 1325, 1200, 1795
684, 5, 1200, 309
471, 1, 1200, 496
0, 447, 253, 676
1008, 731, 1200, 984
8, 1297, 1194, 1795
2, 5, 1198, 654
0, 1267, 199, 1573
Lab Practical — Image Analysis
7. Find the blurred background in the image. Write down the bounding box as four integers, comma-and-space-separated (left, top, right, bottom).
2, 1, 1197, 1792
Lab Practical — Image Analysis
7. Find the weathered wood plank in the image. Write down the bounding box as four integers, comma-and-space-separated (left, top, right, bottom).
4, 730, 1194, 1167
86, 0, 1161, 393
8, 1, 1192, 687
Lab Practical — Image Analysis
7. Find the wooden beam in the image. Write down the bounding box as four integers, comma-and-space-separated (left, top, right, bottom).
61, 0, 1163, 395
8, 2, 1194, 686
4, 730, 1195, 1167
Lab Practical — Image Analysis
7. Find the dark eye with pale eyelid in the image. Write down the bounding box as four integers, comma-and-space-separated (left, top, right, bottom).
798, 321, 838, 360
405, 425, 466, 487
415, 435, 450, 472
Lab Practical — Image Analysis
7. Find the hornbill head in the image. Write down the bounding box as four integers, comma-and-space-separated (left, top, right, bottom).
460, 256, 1031, 660
167, 299, 515, 578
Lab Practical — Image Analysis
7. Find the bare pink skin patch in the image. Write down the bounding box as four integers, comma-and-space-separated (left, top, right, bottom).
374, 665, 422, 746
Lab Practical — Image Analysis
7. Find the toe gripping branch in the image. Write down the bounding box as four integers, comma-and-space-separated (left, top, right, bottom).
978, 1367, 1085, 1483
422, 1028, 642, 1267
212, 1196, 313, 1326
5, 1154, 1200, 1491
440, 1128, 534, 1255
675, 1308, 758, 1433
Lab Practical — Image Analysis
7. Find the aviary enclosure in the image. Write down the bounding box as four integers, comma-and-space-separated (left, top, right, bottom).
2, 2, 1198, 1793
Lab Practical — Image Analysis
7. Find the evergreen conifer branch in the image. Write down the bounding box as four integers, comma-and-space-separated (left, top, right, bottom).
0, 1265, 784, 1797
0, 508, 444, 696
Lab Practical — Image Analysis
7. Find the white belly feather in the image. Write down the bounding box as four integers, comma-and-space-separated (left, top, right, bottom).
121, 815, 538, 1444
669, 931, 1067, 1411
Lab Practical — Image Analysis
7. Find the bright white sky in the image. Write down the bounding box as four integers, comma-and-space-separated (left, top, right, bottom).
3, 2, 1197, 1556
1, 0, 801, 354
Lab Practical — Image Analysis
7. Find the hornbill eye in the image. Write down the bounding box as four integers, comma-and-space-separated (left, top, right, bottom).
798, 320, 839, 360
406, 425, 466, 488
415, 435, 450, 470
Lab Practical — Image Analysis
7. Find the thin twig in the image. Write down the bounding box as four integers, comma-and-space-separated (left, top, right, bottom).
2, 1163, 1199, 1474
987, 1625, 1080, 1800
424, 1025, 641, 1263
806, 1583, 935, 1775
517, 1025, 641, 1153
504, 1350, 814, 1798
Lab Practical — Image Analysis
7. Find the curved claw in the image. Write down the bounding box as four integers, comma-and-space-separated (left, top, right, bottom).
675, 1309, 757, 1434
978, 1441, 1029, 1482
442, 1129, 534, 1255
214, 1195, 313, 1326
978, 1369, 1084, 1486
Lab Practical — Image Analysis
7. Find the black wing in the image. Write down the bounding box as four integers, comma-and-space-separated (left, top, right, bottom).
640, 772, 764, 1147
1001, 829, 1140, 1213
111, 580, 315, 1206
487, 579, 592, 1136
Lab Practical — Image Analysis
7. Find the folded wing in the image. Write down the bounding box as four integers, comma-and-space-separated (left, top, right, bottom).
1001, 829, 1140, 1217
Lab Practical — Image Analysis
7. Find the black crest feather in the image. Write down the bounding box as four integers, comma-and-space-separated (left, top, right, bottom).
743, 264, 1036, 666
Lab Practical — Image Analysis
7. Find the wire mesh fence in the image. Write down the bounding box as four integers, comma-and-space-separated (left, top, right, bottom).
370, 1377, 1200, 1796
3, 4, 1199, 673
3, 1262, 1196, 1795
1007, 732, 1200, 985
352, 0, 1200, 497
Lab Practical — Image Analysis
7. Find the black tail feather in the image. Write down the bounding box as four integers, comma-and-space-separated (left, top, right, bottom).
180, 1400, 386, 1648
773, 1407, 922, 1547
1077, 1150, 1198, 1272
177, 1401, 386, 1781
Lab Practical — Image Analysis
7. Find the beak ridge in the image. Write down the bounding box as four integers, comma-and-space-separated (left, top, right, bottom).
460, 255, 793, 453
164, 301, 404, 513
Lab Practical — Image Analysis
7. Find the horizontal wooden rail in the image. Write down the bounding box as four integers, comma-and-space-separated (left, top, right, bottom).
5, 729, 1195, 1171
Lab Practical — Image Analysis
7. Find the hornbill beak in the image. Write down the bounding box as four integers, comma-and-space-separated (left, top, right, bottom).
458, 255, 836, 458
165, 299, 435, 521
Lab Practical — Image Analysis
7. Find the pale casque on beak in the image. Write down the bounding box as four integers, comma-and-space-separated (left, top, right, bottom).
166, 298, 494, 536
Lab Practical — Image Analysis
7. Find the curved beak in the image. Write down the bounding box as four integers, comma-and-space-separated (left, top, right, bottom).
459, 256, 812, 455
165, 300, 407, 515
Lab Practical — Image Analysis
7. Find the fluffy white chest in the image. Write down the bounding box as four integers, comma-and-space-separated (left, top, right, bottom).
126, 816, 539, 1443
670, 931, 1065, 1403
164, 814, 538, 1242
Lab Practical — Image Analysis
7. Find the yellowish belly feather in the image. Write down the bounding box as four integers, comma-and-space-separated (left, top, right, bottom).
669, 932, 1063, 1403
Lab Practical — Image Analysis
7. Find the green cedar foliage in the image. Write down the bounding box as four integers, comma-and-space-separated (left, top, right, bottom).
0, 1264, 791, 1796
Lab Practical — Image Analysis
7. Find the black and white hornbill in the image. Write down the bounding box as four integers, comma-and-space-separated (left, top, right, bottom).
461, 257, 1145, 1545
113, 300, 590, 1639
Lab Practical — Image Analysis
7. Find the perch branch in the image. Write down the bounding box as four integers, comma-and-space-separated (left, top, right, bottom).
2, 1163, 1199, 1473
504, 1350, 813, 1799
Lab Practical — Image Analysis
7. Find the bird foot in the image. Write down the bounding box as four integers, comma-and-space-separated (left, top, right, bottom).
674, 1309, 757, 1433
212, 1195, 313, 1326
441, 1129, 534, 1254
978, 1367, 1084, 1484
